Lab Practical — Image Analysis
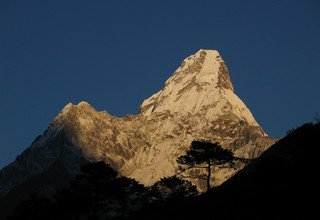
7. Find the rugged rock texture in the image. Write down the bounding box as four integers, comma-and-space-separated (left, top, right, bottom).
0, 49, 275, 200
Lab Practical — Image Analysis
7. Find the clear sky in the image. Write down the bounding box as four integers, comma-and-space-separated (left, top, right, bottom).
0, 0, 319, 169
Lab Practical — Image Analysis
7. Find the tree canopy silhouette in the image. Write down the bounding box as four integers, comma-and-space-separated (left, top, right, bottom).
150, 176, 198, 202
55, 161, 148, 219
56, 161, 122, 219
9, 161, 149, 220
177, 141, 234, 191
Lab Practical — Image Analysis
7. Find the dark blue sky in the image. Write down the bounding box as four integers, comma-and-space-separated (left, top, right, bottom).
1, 0, 319, 169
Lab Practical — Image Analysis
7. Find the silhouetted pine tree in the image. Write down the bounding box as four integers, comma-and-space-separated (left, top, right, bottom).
177, 141, 234, 191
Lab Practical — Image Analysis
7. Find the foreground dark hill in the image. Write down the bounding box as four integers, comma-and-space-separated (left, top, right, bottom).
135, 122, 320, 219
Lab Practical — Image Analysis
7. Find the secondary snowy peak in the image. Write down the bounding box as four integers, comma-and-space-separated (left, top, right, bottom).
57, 101, 95, 116
140, 49, 261, 128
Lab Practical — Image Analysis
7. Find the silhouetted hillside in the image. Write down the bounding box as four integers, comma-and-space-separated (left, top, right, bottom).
0, 155, 88, 219
133, 122, 320, 219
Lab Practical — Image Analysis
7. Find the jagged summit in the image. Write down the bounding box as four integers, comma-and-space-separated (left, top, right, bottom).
140, 49, 261, 130
77, 101, 93, 108
60, 101, 94, 111
139, 50, 232, 116
59, 101, 92, 113
0, 50, 275, 214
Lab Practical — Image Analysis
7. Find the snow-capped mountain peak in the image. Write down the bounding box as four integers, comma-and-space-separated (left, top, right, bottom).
140, 49, 261, 130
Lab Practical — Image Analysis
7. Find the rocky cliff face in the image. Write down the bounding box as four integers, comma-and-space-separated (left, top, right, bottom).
0, 49, 275, 196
